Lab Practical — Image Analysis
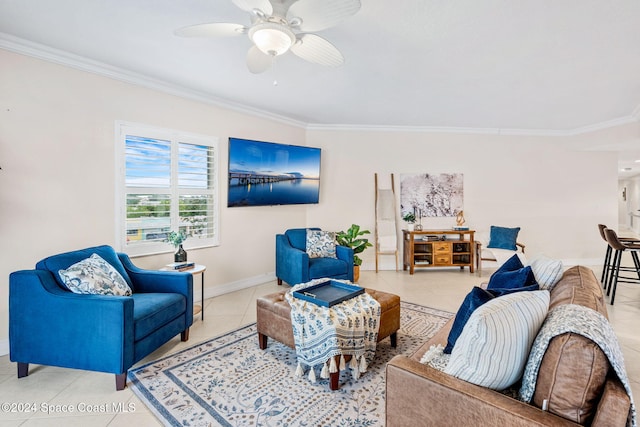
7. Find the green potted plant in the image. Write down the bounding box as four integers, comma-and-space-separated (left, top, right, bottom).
402, 212, 416, 231
336, 224, 373, 282
166, 230, 188, 262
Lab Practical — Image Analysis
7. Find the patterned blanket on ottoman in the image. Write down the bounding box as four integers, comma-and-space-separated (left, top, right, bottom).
285, 279, 381, 382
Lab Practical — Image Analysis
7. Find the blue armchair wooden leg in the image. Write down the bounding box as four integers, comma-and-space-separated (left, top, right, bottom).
17, 362, 28, 378
277, 278, 283, 285
116, 373, 127, 391
181, 328, 190, 341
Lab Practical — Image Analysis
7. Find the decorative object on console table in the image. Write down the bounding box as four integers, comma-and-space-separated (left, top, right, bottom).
402, 212, 416, 231
160, 264, 206, 321
336, 224, 373, 283
403, 229, 475, 274
414, 207, 423, 231
454, 211, 469, 230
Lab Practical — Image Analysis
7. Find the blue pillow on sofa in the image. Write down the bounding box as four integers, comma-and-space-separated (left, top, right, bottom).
487, 225, 521, 250
444, 283, 539, 354
495, 253, 524, 273
488, 266, 537, 290
485, 253, 536, 290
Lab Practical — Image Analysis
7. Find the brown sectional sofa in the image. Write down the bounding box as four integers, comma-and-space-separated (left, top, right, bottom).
386, 266, 631, 426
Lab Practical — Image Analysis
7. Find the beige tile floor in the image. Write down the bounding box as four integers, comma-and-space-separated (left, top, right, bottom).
2, 256, 640, 425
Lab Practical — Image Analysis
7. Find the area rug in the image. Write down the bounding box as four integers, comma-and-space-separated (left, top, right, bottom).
128, 301, 452, 427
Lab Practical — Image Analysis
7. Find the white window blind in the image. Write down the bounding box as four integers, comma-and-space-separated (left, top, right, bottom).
116, 122, 219, 256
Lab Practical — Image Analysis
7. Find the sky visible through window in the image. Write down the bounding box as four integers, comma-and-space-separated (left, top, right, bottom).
125, 135, 210, 188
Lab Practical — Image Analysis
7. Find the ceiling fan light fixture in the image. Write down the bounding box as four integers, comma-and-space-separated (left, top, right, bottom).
249, 22, 295, 56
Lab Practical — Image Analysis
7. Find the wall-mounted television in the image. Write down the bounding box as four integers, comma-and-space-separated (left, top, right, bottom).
228, 137, 321, 207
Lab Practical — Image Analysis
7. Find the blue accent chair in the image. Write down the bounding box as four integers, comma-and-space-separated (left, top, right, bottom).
275, 228, 354, 286
9, 245, 193, 390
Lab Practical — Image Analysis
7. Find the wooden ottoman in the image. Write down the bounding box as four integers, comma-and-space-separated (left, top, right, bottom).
256, 288, 401, 390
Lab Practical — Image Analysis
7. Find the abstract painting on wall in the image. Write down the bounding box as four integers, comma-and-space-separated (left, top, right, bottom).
400, 173, 463, 218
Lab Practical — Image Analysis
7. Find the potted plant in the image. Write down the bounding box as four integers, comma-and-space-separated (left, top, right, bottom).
402, 212, 416, 231
167, 230, 188, 262
336, 224, 373, 282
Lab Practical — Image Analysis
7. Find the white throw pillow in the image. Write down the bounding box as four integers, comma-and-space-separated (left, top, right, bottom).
529, 255, 564, 290
58, 253, 133, 296
306, 230, 337, 258
444, 290, 550, 390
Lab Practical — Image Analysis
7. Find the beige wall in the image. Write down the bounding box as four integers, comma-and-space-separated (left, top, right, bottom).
307, 130, 618, 270
0, 48, 621, 350
0, 49, 307, 350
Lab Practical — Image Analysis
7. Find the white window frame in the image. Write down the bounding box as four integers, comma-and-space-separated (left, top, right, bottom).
115, 121, 220, 257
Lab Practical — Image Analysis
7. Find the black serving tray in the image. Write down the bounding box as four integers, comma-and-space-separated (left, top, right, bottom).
293, 280, 365, 307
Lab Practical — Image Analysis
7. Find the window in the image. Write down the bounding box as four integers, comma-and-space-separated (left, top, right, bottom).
116, 122, 219, 256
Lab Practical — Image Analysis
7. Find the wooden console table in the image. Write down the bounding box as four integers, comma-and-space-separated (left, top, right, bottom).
402, 229, 475, 274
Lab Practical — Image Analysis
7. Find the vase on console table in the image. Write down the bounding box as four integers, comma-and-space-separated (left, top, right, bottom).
174, 244, 187, 262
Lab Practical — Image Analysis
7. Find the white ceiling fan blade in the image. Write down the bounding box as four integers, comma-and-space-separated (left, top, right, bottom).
175, 22, 246, 37
232, 0, 273, 15
291, 33, 344, 67
247, 46, 273, 73
287, 0, 361, 32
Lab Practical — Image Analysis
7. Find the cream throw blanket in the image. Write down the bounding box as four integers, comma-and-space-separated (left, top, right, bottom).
285, 279, 381, 383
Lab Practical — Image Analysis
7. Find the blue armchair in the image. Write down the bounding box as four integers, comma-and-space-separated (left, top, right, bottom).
9, 245, 193, 390
275, 228, 354, 286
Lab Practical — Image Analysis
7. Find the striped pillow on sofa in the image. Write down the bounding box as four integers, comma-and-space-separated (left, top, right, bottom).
444, 290, 550, 390
529, 255, 564, 290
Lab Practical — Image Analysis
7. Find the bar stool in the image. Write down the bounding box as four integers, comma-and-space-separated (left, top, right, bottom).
603, 228, 640, 305
598, 224, 613, 287
599, 224, 640, 291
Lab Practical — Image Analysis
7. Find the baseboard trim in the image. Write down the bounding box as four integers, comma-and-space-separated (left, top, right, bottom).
561, 258, 602, 267
0, 339, 9, 357
203, 272, 276, 300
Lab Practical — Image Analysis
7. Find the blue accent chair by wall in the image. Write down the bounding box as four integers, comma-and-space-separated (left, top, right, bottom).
9, 245, 193, 390
275, 228, 354, 286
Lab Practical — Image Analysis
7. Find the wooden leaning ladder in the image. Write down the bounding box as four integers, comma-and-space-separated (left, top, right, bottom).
375, 173, 399, 272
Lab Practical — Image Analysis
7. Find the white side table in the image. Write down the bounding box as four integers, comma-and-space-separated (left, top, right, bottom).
160, 264, 206, 321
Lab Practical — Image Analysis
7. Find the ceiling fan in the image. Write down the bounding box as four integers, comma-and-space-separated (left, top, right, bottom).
175, 0, 361, 74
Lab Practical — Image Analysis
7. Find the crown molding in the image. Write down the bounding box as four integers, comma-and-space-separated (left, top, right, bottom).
2, 32, 639, 137
304, 124, 503, 134
307, 115, 640, 136
567, 115, 639, 136
0, 33, 307, 129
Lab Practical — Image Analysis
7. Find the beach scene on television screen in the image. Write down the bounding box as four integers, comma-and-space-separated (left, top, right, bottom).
228, 139, 321, 207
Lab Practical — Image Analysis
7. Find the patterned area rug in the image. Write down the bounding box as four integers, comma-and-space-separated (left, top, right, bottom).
128, 301, 452, 426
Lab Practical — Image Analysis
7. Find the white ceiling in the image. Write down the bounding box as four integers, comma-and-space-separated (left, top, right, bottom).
1, 0, 639, 176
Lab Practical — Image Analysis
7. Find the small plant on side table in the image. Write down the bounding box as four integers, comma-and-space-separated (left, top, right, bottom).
167, 230, 188, 262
